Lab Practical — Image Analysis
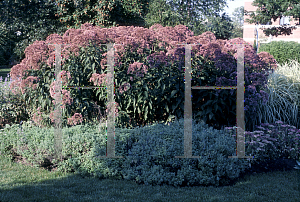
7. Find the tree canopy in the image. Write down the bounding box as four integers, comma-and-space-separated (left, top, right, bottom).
0, 0, 238, 65
0, 0, 71, 64
244, 0, 300, 37
140, 0, 187, 29
202, 12, 235, 40
155, 0, 235, 36
48, 0, 152, 29
232, 6, 244, 28
229, 6, 244, 39
0, 0, 152, 65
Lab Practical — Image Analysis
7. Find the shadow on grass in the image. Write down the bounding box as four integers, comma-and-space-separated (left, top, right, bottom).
1, 151, 300, 202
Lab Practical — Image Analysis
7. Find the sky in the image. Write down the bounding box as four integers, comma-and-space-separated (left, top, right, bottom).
223, 0, 245, 19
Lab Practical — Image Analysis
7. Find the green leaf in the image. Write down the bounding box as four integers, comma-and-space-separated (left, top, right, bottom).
95, 88, 101, 97
170, 90, 178, 98
46, 99, 51, 111
195, 111, 202, 117
39, 96, 43, 105
41, 83, 49, 89
22, 93, 27, 105
214, 102, 218, 113
205, 100, 213, 106
165, 104, 169, 113
206, 107, 212, 114
137, 106, 141, 114
144, 90, 148, 98
172, 98, 181, 113
220, 99, 227, 106
157, 78, 162, 88
42, 100, 46, 110
144, 84, 149, 92
149, 101, 152, 110
137, 92, 143, 103
126, 98, 132, 110
133, 97, 136, 114
144, 106, 148, 120
209, 112, 213, 120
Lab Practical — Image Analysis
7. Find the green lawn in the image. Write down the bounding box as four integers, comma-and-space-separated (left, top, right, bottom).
1, 152, 300, 202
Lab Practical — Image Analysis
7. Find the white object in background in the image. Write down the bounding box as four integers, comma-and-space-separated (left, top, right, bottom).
280, 16, 290, 25
15, 31, 21, 36
267, 35, 273, 43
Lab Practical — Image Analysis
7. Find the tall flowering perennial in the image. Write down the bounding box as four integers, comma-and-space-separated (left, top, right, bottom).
28, 70, 74, 127
179, 35, 277, 131
7, 22, 278, 131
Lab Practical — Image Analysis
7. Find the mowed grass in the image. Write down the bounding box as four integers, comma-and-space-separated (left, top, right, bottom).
1, 152, 300, 202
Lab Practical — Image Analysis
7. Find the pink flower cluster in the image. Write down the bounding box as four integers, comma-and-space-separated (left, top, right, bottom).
28, 69, 75, 127
118, 82, 131, 95
127, 62, 148, 77
89, 73, 109, 86
19, 76, 40, 94
67, 113, 84, 126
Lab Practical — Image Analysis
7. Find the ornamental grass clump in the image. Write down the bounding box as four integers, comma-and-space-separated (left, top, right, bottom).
5, 23, 277, 133
257, 58, 300, 130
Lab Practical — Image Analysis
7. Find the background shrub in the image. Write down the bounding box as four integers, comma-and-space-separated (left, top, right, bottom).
0, 0, 71, 66
258, 40, 300, 67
